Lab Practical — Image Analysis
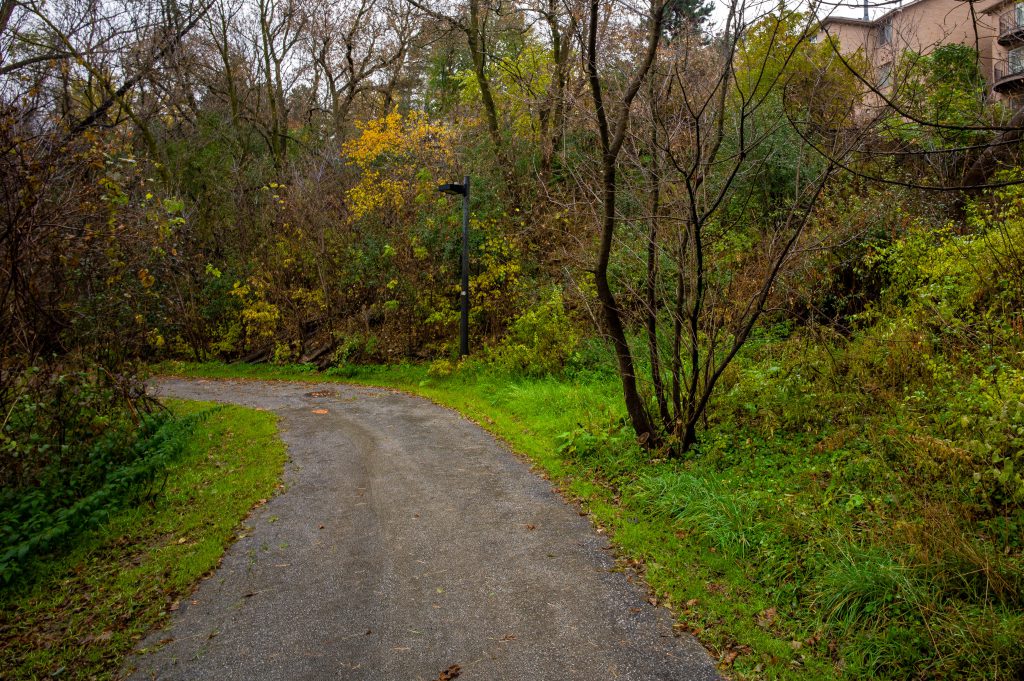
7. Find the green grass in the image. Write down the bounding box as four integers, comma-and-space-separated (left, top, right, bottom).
0, 400, 286, 680
151, 359, 1024, 679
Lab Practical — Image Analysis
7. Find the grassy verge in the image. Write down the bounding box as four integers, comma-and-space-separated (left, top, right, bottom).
0, 400, 286, 680
151, 359, 1023, 680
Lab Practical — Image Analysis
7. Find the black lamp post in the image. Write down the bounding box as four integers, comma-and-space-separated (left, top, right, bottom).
438, 175, 470, 357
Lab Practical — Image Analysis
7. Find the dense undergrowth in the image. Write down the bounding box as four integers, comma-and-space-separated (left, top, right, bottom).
0, 410, 200, 585
0, 400, 285, 680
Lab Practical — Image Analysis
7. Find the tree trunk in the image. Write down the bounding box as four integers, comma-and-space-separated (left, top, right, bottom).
539, 2, 574, 177
585, 0, 665, 447
596, 163, 657, 444
467, 0, 501, 152
645, 124, 669, 424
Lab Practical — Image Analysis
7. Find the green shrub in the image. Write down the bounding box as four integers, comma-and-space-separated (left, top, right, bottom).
489, 288, 579, 376
1, 366, 148, 493
0, 410, 205, 585
427, 358, 455, 377
870, 175, 1024, 350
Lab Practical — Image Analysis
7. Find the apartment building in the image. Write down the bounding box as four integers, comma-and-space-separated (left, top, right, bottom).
814, 0, 1023, 101
987, 0, 1024, 95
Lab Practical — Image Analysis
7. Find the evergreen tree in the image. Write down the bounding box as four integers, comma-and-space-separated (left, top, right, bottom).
664, 0, 713, 40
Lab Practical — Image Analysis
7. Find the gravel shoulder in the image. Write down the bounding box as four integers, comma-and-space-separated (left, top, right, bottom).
125, 377, 720, 681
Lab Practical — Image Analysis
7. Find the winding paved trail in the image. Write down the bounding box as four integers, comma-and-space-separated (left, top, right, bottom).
126, 378, 720, 680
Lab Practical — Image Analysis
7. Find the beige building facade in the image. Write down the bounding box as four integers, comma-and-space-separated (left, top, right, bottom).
983, 0, 1024, 96
815, 0, 1024, 101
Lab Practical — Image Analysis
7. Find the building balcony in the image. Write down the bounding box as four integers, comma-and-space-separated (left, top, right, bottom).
993, 58, 1024, 92
998, 8, 1024, 46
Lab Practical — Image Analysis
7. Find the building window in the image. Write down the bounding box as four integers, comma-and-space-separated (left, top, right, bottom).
878, 62, 892, 89
878, 20, 893, 46
1000, 3, 1024, 35
1010, 47, 1024, 75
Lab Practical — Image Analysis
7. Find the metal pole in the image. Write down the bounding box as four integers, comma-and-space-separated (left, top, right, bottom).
460, 175, 470, 357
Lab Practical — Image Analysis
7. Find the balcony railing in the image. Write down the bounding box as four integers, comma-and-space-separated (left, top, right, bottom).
998, 7, 1024, 45
994, 58, 1024, 91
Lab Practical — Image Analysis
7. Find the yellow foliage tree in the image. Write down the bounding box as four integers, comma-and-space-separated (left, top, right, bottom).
342, 110, 455, 223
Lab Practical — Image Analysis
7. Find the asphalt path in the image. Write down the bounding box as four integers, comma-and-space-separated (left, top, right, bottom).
125, 377, 720, 680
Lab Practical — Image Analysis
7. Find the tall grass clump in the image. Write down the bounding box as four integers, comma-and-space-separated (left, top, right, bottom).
637, 471, 766, 559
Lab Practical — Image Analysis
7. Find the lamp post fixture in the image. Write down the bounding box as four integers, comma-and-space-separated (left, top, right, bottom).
438, 175, 470, 357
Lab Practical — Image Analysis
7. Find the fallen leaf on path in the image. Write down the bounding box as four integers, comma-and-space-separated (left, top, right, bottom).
438, 664, 461, 680
312, 409, 329, 414
525, 524, 536, 531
